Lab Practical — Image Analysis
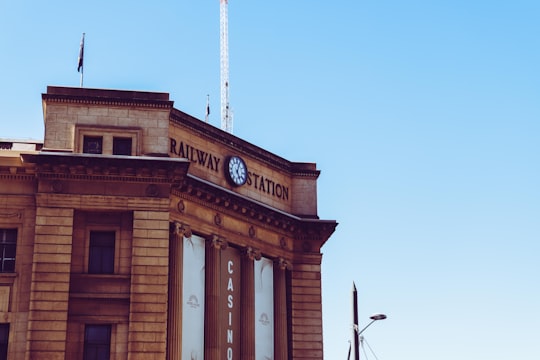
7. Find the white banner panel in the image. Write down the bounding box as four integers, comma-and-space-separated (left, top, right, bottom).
255, 257, 274, 360
182, 234, 205, 360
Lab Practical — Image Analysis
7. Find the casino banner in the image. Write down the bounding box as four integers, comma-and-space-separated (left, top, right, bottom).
255, 257, 274, 360
182, 234, 206, 360
221, 246, 241, 359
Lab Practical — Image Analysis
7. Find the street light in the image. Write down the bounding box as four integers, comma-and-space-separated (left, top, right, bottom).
357, 313, 387, 336
348, 283, 387, 360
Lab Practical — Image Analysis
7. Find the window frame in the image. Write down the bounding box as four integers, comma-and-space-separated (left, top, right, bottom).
112, 137, 133, 156
82, 136, 103, 154
83, 324, 111, 360
0, 229, 17, 273
75, 125, 142, 156
86, 228, 118, 275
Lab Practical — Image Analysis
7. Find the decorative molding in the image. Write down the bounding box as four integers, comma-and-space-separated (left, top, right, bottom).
173, 177, 338, 247
0, 212, 21, 219
145, 184, 159, 197
275, 257, 292, 271
170, 108, 321, 178
248, 225, 256, 238
214, 213, 222, 227
242, 246, 262, 261
172, 221, 192, 239
208, 234, 227, 250
51, 180, 64, 193
176, 200, 185, 213
20, 153, 189, 187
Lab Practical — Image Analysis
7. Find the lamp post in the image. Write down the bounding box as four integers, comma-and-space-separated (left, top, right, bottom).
349, 282, 386, 360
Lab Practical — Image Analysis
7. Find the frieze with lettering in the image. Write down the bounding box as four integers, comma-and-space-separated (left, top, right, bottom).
170, 137, 289, 201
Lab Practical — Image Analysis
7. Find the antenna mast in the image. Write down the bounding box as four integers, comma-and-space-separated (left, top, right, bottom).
220, 0, 232, 133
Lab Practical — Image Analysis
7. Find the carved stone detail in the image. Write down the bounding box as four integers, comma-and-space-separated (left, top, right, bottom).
0, 212, 21, 219
242, 246, 262, 261
275, 257, 292, 271
172, 221, 192, 238
176, 200, 185, 213
145, 184, 159, 197
208, 234, 227, 250
248, 225, 256, 238
214, 213, 222, 227
51, 180, 64, 193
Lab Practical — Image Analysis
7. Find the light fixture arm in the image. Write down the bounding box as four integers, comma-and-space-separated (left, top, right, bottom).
357, 319, 376, 336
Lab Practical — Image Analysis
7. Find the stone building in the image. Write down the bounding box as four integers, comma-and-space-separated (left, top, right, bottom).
0, 86, 337, 359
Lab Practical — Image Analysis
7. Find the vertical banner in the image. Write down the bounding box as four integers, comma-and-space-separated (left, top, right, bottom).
182, 234, 206, 360
255, 257, 274, 360
221, 247, 241, 360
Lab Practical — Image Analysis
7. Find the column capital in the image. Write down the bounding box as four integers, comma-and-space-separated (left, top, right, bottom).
172, 221, 192, 238
208, 234, 228, 250
242, 246, 262, 261
275, 257, 292, 270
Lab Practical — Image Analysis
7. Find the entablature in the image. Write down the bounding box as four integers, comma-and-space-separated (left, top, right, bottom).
173, 174, 337, 251
20, 152, 190, 186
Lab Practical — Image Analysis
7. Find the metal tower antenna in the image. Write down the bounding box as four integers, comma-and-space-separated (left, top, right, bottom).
220, 0, 232, 133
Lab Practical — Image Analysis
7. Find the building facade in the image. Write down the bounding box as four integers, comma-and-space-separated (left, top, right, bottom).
0, 86, 337, 359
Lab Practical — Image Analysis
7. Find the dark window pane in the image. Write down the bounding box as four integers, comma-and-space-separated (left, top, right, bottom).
113, 137, 132, 155
83, 136, 103, 154
0, 323, 9, 360
4, 245, 15, 258
2, 260, 14, 273
84, 324, 111, 360
88, 231, 115, 274
0, 229, 16, 273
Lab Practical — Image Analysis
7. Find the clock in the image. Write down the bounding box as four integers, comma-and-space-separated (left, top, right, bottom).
226, 156, 248, 186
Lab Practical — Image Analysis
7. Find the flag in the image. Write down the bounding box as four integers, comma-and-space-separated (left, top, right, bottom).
77, 33, 85, 72
205, 95, 210, 122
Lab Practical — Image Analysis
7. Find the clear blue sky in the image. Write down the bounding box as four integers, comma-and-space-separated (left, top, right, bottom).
1, 1, 539, 359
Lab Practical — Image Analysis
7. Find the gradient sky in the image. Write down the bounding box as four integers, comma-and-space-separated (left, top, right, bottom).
1, 1, 539, 359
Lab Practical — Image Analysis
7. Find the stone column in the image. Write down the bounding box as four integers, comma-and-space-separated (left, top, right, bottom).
204, 235, 227, 360
274, 258, 291, 360
167, 222, 190, 360
240, 247, 261, 360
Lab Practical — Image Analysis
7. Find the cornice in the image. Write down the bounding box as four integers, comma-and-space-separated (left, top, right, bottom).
173, 174, 337, 248
170, 109, 320, 178
42, 86, 174, 110
20, 152, 190, 185
0, 173, 34, 181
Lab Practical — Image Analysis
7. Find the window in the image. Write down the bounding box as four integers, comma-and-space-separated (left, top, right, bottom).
88, 231, 115, 274
76, 125, 141, 155
83, 136, 103, 154
84, 324, 111, 360
0, 229, 16, 273
112, 137, 132, 156
0, 323, 8, 360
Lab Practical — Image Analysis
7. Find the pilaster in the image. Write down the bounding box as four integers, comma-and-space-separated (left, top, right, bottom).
240, 247, 261, 360
204, 235, 227, 360
25, 207, 74, 360
274, 257, 291, 360
128, 210, 170, 360
289, 259, 324, 359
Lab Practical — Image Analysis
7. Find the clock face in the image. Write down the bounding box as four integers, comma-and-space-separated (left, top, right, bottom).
226, 156, 247, 186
